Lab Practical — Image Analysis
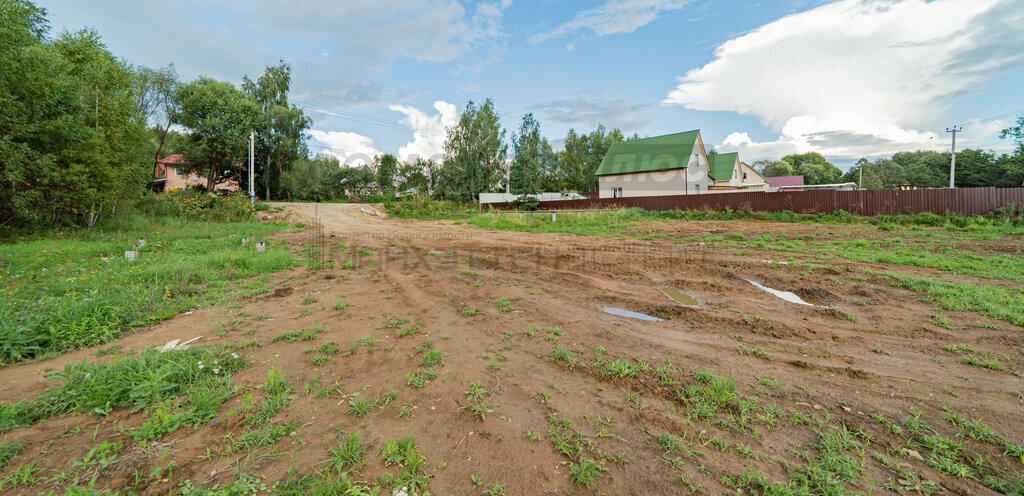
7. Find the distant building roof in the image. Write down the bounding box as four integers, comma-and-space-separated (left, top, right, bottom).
157, 154, 186, 165
708, 152, 740, 181
595, 130, 699, 176
767, 175, 804, 187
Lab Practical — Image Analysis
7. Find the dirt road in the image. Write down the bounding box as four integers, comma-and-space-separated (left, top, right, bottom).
3, 202, 1021, 495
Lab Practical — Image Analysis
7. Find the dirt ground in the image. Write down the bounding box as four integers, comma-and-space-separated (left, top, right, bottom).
1, 202, 1022, 495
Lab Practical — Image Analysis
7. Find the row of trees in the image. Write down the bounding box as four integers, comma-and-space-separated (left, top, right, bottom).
434, 100, 635, 202
0, 0, 312, 227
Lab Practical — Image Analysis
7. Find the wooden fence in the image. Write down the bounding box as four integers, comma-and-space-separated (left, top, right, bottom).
491, 188, 1024, 216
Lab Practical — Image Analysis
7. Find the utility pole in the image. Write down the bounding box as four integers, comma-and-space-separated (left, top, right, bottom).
859, 163, 862, 189
249, 131, 255, 207
946, 126, 962, 188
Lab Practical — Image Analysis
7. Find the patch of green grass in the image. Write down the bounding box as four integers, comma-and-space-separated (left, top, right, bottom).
882, 272, 1024, 326
323, 431, 368, 473
737, 344, 771, 360
0, 347, 248, 434
871, 345, 891, 355
382, 317, 410, 329
959, 354, 1004, 371
0, 440, 27, 469
418, 349, 446, 367
756, 375, 780, 388
495, 297, 515, 314
461, 308, 478, 317
332, 300, 351, 311
397, 320, 425, 338
0, 216, 295, 364
942, 343, 974, 354
272, 325, 324, 343
347, 394, 377, 418
405, 369, 438, 389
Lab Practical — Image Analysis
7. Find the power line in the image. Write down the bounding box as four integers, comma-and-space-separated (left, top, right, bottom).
959, 107, 1024, 127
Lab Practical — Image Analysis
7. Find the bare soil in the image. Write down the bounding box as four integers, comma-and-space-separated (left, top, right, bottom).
2, 203, 1022, 495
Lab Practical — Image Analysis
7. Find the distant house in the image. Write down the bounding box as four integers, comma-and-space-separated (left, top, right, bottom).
767, 175, 805, 192
154, 154, 240, 193
595, 130, 712, 199
707, 152, 767, 191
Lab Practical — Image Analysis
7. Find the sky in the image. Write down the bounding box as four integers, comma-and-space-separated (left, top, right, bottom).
37, 0, 1024, 168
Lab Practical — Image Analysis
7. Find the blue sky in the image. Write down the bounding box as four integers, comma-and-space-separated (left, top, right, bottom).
37, 0, 1024, 167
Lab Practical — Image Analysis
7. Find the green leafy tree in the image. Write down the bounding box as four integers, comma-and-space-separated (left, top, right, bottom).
0, 1, 148, 226
398, 158, 434, 194
510, 113, 553, 195
778, 152, 843, 185
374, 153, 400, 195
755, 159, 795, 178
435, 99, 507, 202
554, 125, 626, 192
133, 64, 179, 176
242, 62, 310, 200
171, 77, 261, 192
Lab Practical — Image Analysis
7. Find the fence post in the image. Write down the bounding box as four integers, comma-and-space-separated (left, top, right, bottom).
552, 212, 557, 222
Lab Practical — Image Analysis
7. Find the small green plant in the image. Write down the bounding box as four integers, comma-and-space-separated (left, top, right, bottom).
737, 344, 770, 360
871, 345, 891, 355
461, 308, 478, 317
756, 375, 780, 388
333, 300, 351, 311
405, 369, 438, 389
568, 457, 608, 488
323, 431, 368, 473
347, 393, 377, 417
464, 382, 487, 400
959, 354, 1004, 371
418, 349, 446, 367
495, 297, 515, 314
481, 481, 505, 496
272, 325, 324, 343
398, 320, 425, 337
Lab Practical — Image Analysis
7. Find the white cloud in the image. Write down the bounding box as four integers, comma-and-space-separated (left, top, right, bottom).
664, 0, 1024, 160
531, 0, 689, 44
308, 130, 379, 166
389, 101, 459, 162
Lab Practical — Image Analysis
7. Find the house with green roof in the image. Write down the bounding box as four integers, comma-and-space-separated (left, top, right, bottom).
594, 130, 713, 198
707, 152, 768, 191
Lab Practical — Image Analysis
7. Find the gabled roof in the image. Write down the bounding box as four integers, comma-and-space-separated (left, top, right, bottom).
157, 154, 186, 165
595, 130, 699, 176
708, 152, 739, 181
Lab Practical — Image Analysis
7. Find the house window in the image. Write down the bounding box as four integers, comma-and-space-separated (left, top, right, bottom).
612, 187, 623, 198
743, 172, 747, 180
695, 185, 701, 194
173, 168, 182, 177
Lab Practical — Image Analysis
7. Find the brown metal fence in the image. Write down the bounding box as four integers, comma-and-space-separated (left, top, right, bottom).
492, 188, 1024, 216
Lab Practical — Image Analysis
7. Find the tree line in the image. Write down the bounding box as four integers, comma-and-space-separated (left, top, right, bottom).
5, 0, 1024, 227
0, 0, 312, 227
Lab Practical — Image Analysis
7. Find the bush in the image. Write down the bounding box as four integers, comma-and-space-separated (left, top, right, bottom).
132, 190, 254, 222
510, 194, 540, 210
388, 195, 476, 219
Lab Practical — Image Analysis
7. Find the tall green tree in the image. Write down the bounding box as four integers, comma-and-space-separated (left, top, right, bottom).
171, 77, 261, 192
555, 125, 626, 192
0, 1, 148, 226
374, 153, 400, 195
242, 62, 310, 200
435, 99, 507, 202
510, 113, 553, 195
133, 64, 179, 176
